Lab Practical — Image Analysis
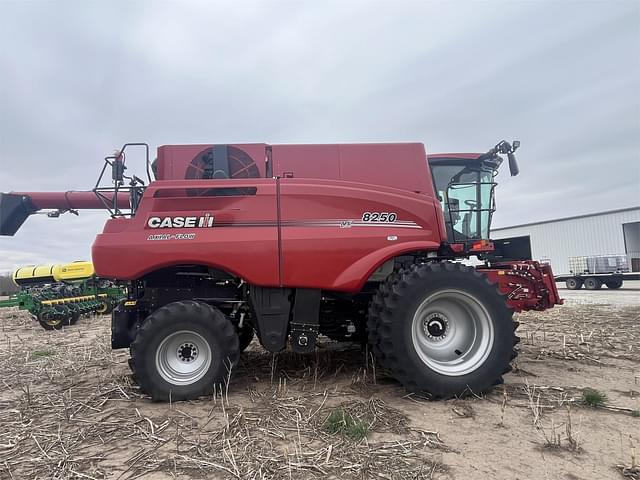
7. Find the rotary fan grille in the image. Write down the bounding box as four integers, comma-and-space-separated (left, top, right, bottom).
185, 146, 260, 180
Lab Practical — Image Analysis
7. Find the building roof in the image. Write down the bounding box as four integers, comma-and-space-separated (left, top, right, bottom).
492, 206, 640, 231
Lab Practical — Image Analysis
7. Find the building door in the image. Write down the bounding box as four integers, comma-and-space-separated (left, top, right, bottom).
623, 222, 640, 272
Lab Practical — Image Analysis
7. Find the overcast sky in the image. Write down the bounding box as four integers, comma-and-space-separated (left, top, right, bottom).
1, 0, 639, 273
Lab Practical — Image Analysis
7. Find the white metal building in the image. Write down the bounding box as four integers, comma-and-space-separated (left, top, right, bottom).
491, 207, 640, 275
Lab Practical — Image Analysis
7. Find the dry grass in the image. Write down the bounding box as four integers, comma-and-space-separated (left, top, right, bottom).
0, 294, 638, 479
538, 404, 582, 453
518, 304, 640, 363
617, 435, 639, 479
0, 309, 448, 479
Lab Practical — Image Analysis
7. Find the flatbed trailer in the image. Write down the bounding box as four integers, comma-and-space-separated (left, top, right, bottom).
555, 272, 640, 290
554, 254, 639, 290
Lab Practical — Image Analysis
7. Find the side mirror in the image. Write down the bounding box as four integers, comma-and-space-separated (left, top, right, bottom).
508, 152, 520, 177
506, 140, 520, 176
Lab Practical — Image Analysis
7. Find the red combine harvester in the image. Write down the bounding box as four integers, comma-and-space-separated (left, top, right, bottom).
0, 141, 561, 401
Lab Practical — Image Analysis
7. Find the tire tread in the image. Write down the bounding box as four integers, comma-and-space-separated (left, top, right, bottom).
367, 262, 519, 398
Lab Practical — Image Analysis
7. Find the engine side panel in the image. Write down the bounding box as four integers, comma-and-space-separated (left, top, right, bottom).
92, 179, 280, 285
92, 178, 445, 291
279, 179, 443, 291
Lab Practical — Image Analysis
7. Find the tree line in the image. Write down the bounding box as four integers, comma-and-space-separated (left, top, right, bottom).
0, 275, 19, 296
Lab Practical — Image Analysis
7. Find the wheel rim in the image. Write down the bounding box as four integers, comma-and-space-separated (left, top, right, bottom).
156, 330, 212, 386
411, 289, 495, 376
95, 302, 108, 314
41, 312, 62, 327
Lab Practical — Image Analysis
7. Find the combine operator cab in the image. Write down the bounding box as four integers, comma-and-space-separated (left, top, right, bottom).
428, 141, 561, 314
428, 140, 520, 248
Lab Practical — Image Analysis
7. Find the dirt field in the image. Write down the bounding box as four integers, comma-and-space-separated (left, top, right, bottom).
0, 284, 638, 479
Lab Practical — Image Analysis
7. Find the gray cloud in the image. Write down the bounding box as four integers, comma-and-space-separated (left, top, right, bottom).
1, 0, 639, 272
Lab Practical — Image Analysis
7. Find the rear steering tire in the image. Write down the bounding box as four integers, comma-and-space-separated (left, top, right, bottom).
129, 300, 240, 401
368, 262, 518, 398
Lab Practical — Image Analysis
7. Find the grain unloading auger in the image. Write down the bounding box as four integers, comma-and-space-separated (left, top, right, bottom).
1, 140, 561, 401
1, 143, 148, 235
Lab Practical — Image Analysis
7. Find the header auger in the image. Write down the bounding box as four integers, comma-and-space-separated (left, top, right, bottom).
1, 140, 561, 401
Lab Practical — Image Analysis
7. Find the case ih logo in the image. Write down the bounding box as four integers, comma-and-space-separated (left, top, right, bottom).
147, 214, 214, 229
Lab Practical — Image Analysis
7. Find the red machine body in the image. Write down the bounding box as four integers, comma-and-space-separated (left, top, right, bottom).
0, 140, 563, 402
2, 142, 561, 312
92, 177, 444, 290
92, 143, 443, 287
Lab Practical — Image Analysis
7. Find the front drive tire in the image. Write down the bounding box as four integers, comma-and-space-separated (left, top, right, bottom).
130, 300, 240, 401
368, 263, 518, 398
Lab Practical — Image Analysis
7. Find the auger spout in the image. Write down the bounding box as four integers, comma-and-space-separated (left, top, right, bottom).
0, 191, 129, 236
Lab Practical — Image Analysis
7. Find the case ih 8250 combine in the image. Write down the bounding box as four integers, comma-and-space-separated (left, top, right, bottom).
0, 140, 561, 401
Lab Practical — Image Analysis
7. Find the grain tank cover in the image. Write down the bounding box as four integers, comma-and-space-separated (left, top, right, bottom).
271, 143, 432, 194
153, 143, 434, 194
